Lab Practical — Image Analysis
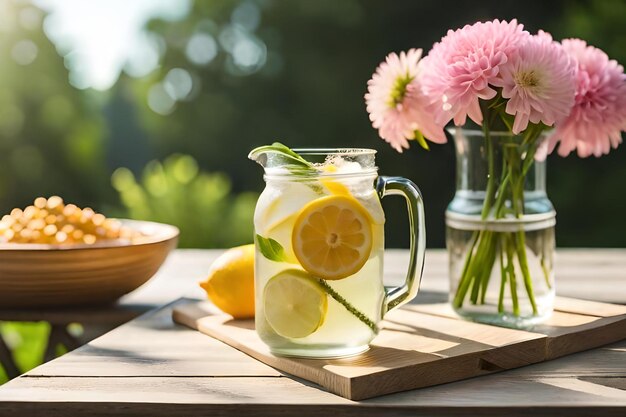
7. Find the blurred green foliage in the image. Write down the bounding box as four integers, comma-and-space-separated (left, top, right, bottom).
112, 154, 257, 248
0, 322, 50, 384
0, 0, 624, 249
0, 1, 108, 211
547, 0, 626, 245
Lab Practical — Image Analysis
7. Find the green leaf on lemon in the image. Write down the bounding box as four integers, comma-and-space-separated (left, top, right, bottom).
256, 234, 287, 262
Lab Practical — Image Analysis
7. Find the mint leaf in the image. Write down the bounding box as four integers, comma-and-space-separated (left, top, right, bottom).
248, 142, 316, 173
268, 142, 313, 167
248, 142, 323, 193
256, 234, 286, 262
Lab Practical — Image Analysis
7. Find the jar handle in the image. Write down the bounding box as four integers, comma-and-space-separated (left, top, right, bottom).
376, 176, 426, 314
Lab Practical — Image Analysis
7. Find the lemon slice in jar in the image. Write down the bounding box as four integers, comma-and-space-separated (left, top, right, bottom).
263, 269, 328, 338
320, 165, 351, 197
292, 195, 373, 280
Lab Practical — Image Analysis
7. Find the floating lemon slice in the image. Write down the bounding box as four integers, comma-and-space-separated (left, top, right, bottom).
263, 269, 328, 338
320, 165, 351, 196
292, 195, 373, 280
320, 178, 350, 196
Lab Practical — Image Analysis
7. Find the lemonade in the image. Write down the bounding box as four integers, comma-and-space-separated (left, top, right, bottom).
250, 144, 425, 358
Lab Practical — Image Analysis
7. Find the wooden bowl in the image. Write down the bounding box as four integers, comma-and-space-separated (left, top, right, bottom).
0, 220, 179, 308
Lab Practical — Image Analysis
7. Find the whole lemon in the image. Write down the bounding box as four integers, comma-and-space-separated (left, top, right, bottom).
199, 244, 255, 319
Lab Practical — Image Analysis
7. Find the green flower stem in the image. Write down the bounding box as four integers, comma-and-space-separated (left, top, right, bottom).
498, 238, 506, 313
481, 124, 496, 220
457, 117, 500, 308
453, 113, 497, 308
468, 230, 495, 304
494, 173, 511, 218
479, 236, 499, 304
453, 113, 545, 317
317, 278, 378, 333
515, 229, 538, 314
541, 256, 552, 290
452, 231, 479, 308
510, 142, 539, 315
468, 235, 486, 304
506, 234, 520, 316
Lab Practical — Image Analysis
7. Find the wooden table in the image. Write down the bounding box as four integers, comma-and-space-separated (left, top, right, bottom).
0, 249, 624, 416
0, 250, 209, 379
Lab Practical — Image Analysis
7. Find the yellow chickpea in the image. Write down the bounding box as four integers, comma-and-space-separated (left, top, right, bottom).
4, 197, 142, 245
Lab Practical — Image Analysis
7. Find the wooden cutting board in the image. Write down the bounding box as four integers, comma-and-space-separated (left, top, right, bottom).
173, 297, 626, 400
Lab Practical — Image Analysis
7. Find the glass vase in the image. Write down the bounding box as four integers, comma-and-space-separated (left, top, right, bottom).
446, 128, 556, 328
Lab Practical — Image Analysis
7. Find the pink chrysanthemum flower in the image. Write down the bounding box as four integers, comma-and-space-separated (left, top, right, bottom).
421, 19, 529, 126
494, 31, 575, 134
548, 39, 626, 157
365, 49, 446, 153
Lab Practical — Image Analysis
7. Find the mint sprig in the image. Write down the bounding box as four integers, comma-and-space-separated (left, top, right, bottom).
249, 142, 324, 193
316, 279, 378, 333
248, 142, 316, 175
256, 234, 287, 262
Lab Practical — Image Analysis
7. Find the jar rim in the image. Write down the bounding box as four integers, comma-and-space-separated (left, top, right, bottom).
291, 148, 377, 156
260, 148, 378, 179
264, 168, 379, 180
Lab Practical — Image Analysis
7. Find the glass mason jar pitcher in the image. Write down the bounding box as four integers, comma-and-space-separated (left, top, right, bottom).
249, 146, 425, 358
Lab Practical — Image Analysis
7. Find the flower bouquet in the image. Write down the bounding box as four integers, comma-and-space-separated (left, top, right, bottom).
365, 19, 626, 327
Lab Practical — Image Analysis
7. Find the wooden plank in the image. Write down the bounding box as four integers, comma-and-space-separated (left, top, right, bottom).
131, 248, 626, 306
0, 305, 624, 416
1, 249, 625, 416
173, 296, 626, 400
0, 248, 623, 324
407, 298, 626, 360
580, 377, 626, 391
0, 374, 624, 417
26, 301, 279, 378
0, 376, 345, 404
25, 301, 626, 382
477, 342, 626, 378
553, 297, 626, 318
405, 297, 626, 320
538, 312, 626, 360
378, 249, 626, 303
3, 339, 626, 399
173, 299, 547, 400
